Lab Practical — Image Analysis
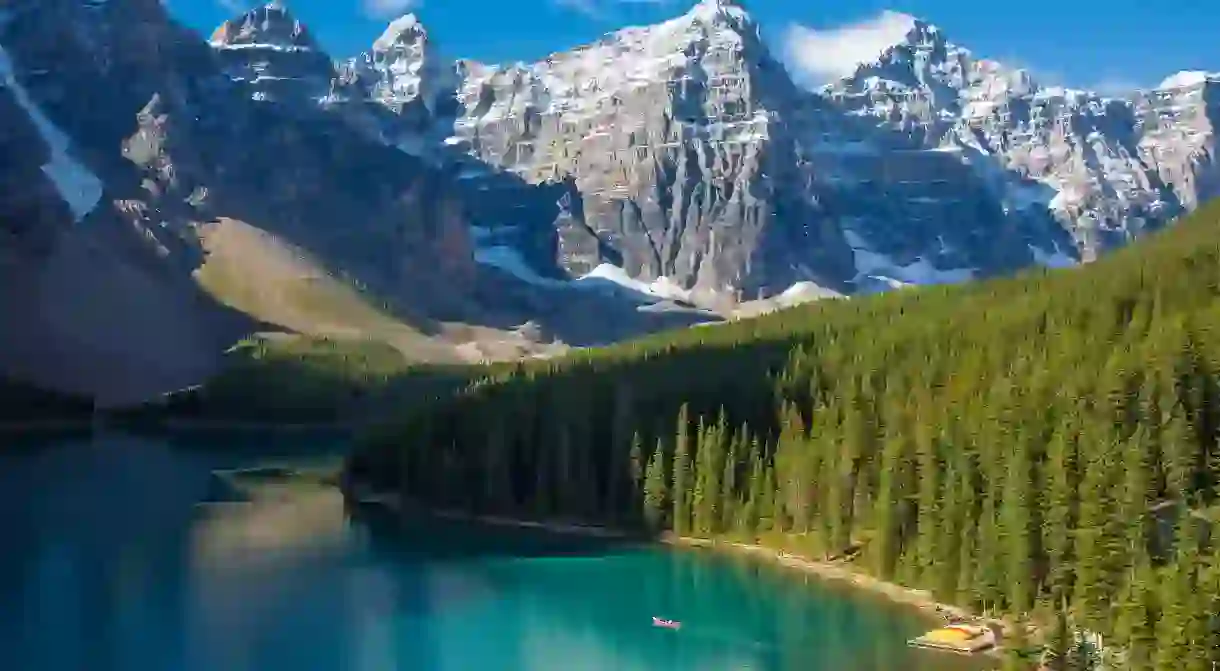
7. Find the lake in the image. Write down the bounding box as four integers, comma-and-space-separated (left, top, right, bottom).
0, 430, 988, 671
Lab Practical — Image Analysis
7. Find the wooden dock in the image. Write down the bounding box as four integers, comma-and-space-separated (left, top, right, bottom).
908, 623, 996, 655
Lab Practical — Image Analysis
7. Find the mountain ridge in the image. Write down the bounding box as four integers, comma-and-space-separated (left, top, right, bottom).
213, 0, 1213, 299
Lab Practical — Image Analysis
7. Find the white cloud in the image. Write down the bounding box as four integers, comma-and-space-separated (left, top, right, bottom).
781, 10, 918, 87
362, 0, 421, 19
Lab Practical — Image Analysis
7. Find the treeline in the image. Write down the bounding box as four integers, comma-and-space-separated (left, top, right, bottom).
0, 375, 95, 423
350, 200, 1220, 668
116, 336, 482, 423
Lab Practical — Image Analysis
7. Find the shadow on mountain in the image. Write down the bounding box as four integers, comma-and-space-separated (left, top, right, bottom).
183, 96, 716, 348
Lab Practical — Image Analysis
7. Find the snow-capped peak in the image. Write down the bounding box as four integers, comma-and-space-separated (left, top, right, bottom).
826, 13, 974, 98
373, 14, 427, 52
843, 12, 942, 65
1157, 70, 1218, 90
876, 15, 954, 62
209, 1, 318, 52
687, 0, 751, 23
341, 14, 456, 117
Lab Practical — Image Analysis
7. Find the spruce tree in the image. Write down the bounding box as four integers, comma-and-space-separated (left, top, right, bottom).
672, 404, 693, 536
643, 441, 669, 532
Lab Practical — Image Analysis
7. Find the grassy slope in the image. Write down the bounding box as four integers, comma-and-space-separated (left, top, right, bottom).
116, 335, 485, 423
193, 218, 463, 364
126, 218, 490, 421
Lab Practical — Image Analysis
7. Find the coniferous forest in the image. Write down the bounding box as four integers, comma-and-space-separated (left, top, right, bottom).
350, 200, 1220, 668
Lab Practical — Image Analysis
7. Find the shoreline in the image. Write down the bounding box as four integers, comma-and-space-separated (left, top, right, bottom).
0, 417, 357, 432
0, 419, 95, 432
356, 490, 984, 631
118, 418, 358, 431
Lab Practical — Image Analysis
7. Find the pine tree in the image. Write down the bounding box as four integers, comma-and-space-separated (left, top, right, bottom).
629, 432, 645, 504
672, 404, 693, 536
643, 440, 669, 531
1043, 424, 1078, 606
744, 436, 765, 538
871, 430, 904, 579
1113, 562, 1156, 670
1002, 429, 1037, 616
720, 429, 741, 535
1072, 433, 1118, 635
1154, 511, 1205, 671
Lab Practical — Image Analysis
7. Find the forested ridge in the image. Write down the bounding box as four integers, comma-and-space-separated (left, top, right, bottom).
350, 200, 1220, 668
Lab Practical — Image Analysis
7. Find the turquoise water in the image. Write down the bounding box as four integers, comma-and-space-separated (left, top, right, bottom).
0, 431, 986, 671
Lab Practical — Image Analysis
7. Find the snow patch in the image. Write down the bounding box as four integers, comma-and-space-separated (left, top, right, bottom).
210, 42, 314, 53
373, 14, 421, 51
843, 227, 974, 289
1028, 243, 1078, 269
777, 281, 844, 302
0, 45, 103, 222
469, 235, 706, 308
574, 263, 694, 303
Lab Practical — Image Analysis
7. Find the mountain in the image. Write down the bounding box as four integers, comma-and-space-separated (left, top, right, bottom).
225, 0, 1213, 301
208, 0, 339, 109
0, 0, 1215, 403
825, 17, 1218, 261
0, 0, 710, 406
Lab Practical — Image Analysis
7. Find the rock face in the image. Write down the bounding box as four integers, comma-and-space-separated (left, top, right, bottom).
208, 0, 347, 113
0, 0, 716, 403
824, 19, 1218, 263
229, 0, 1214, 299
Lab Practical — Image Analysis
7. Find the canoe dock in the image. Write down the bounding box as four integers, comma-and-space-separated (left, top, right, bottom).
908, 622, 996, 655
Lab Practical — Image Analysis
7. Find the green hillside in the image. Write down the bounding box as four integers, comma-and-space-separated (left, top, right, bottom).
114, 335, 483, 423
351, 200, 1220, 668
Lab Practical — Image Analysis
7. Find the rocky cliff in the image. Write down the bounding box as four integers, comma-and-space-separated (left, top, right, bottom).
240, 0, 1214, 300
0, 0, 708, 405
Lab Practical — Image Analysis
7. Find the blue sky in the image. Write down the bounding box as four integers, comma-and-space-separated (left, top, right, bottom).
167, 0, 1218, 92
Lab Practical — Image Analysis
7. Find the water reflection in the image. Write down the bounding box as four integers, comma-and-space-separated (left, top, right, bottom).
0, 431, 988, 671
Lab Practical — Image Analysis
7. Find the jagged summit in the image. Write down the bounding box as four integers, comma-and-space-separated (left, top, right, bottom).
830, 13, 1039, 103
200, 0, 1217, 301
207, 0, 337, 107
373, 14, 428, 52
687, 0, 752, 20
209, 1, 319, 52
679, 0, 759, 38
340, 13, 457, 118
858, 15, 958, 72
